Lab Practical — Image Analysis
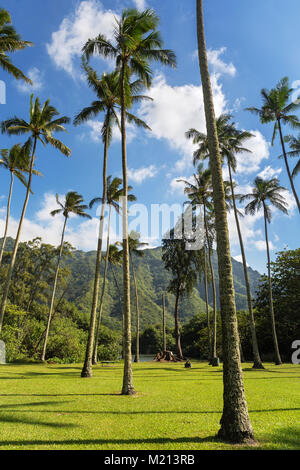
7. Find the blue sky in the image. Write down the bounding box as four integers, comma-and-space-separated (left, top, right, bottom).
0, 0, 299, 274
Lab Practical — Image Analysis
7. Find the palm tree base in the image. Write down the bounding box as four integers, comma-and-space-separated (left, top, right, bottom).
275, 360, 282, 365
121, 386, 136, 395
211, 357, 220, 367
217, 426, 256, 444
134, 357, 139, 363
81, 367, 92, 378
252, 361, 264, 369
92, 360, 97, 366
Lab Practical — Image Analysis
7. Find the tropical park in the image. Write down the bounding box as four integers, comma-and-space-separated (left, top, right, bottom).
0, 0, 299, 452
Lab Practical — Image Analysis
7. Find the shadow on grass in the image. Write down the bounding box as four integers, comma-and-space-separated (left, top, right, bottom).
0, 435, 219, 448
0, 412, 77, 428
263, 426, 300, 449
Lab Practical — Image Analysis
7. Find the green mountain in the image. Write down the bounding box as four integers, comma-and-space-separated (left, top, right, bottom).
2, 238, 261, 330
63, 246, 261, 330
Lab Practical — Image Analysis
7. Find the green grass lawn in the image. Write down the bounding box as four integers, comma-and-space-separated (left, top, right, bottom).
0, 361, 299, 450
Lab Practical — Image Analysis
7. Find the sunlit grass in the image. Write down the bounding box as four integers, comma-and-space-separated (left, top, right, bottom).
0, 361, 299, 450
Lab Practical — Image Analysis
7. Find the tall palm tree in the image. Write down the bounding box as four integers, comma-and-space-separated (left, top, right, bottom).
83, 7, 176, 394
41, 192, 91, 361
128, 232, 148, 363
240, 177, 288, 365
0, 8, 33, 83
75, 61, 150, 378
0, 95, 71, 333
187, 114, 264, 369
90, 177, 136, 365
196, 0, 254, 443
246, 77, 300, 213
0, 143, 41, 265
282, 133, 300, 180
108, 244, 124, 356
178, 165, 217, 364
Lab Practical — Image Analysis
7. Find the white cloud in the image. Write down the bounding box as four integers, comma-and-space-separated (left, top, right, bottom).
233, 255, 249, 266
258, 165, 282, 179
133, 0, 147, 10
253, 239, 275, 252
236, 130, 270, 174
207, 47, 236, 77
168, 175, 193, 195
138, 73, 227, 172
46, 0, 117, 78
16, 67, 44, 94
127, 165, 158, 184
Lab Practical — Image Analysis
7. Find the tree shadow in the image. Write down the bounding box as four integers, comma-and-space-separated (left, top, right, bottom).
0, 412, 77, 428
0, 435, 220, 448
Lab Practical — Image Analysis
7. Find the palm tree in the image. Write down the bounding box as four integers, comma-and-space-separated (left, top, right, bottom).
196, 0, 254, 443
187, 114, 264, 369
0, 143, 41, 266
90, 177, 136, 365
0, 8, 33, 83
281, 133, 300, 180
128, 232, 148, 363
0, 95, 71, 333
108, 244, 124, 356
75, 61, 150, 378
41, 192, 91, 361
178, 165, 217, 364
246, 77, 300, 213
240, 177, 288, 365
83, 7, 176, 394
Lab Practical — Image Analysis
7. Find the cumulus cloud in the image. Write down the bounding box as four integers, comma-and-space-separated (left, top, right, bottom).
46, 0, 117, 77
235, 130, 270, 174
258, 165, 282, 179
138, 73, 227, 172
207, 47, 236, 77
133, 0, 147, 10
16, 67, 44, 94
0, 192, 117, 252
127, 165, 158, 184
81, 119, 137, 144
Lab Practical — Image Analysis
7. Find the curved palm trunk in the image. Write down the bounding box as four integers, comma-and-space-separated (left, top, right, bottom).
228, 163, 264, 369
110, 263, 124, 358
208, 246, 217, 363
120, 62, 135, 395
263, 206, 282, 365
0, 170, 14, 266
197, 0, 254, 443
174, 285, 183, 360
131, 253, 140, 363
92, 205, 112, 365
203, 244, 212, 361
0, 137, 37, 333
41, 217, 67, 361
81, 130, 109, 377
162, 293, 166, 352
277, 119, 300, 213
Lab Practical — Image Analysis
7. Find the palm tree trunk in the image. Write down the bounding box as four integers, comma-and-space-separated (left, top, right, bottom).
208, 246, 218, 363
162, 293, 166, 352
131, 253, 140, 363
0, 170, 14, 267
228, 163, 264, 369
277, 119, 300, 213
81, 129, 109, 377
263, 206, 282, 365
120, 61, 135, 395
196, 0, 254, 443
0, 137, 37, 333
92, 205, 112, 365
174, 285, 183, 360
203, 245, 211, 361
41, 216, 67, 361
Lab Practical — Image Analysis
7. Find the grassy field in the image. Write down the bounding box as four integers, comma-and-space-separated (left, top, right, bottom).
0, 361, 299, 450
